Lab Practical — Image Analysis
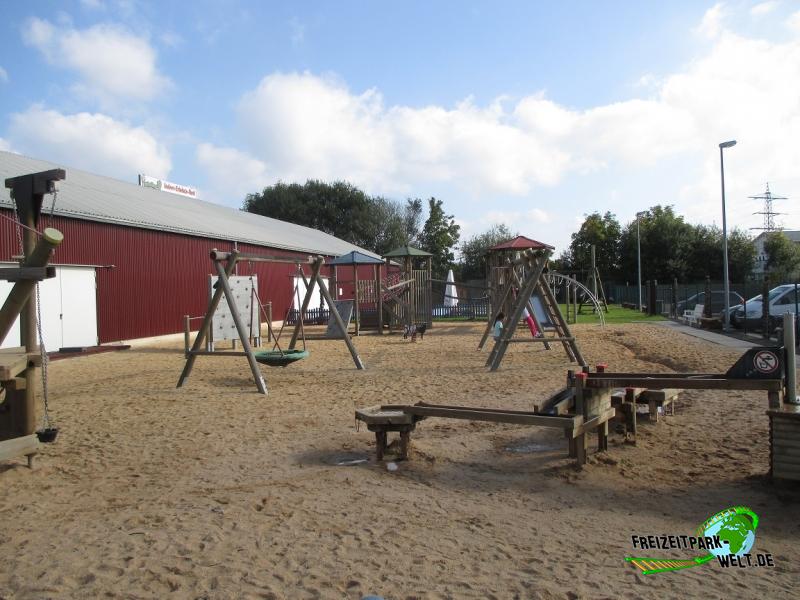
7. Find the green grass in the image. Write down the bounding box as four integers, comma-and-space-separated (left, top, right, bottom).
559, 304, 666, 324
431, 304, 665, 325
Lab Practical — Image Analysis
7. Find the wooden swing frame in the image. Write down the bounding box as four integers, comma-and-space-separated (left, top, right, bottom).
177, 249, 365, 395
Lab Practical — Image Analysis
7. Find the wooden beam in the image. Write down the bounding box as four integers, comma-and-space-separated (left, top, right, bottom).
398, 405, 579, 428
587, 377, 782, 391
210, 250, 313, 264
0, 266, 56, 282
0, 434, 38, 463
505, 337, 575, 343
0, 353, 31, 380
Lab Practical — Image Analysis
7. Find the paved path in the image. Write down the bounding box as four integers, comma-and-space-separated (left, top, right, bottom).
655, 320, 759, 349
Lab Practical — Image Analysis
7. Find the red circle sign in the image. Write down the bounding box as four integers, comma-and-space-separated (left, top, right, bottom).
753, 350, 779, 374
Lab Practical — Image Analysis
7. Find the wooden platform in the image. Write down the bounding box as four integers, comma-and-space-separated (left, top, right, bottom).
0, 347, 40, 380
768, 406, 800, 482
356, 394, 615, 467
0, 434, 38, 467
611, 388, 678, 422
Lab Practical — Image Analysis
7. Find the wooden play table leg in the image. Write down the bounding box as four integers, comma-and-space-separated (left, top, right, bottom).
375, 430, 387, 461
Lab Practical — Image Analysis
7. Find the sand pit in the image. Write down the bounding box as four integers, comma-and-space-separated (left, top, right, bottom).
1, 322, 798, 599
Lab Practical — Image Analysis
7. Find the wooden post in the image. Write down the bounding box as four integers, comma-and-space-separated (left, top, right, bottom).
406, 257, 414, 326
214, 260, 267, 394
311, 258, 365, 369
672, 278, 678, 318
376, 263, 384, 335
625, 387, 637, 442
427, 256, 433, 328
177, 250, 238, 388
184, 315, 190, 357
786, 313, 798, 404
375, 430, 386, 461
353, 263, 360, 336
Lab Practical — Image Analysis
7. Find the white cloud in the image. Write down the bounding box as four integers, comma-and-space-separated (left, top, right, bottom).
788, 10, 800, 32
22, 18, 171, 103
696, 3, 726, 39
0, 66, 7, 83
0, 138, 12, 152
7, 106, 171, 181
751, 1, 778, 17
196, 6, 800, 237
195, 143, 272, 205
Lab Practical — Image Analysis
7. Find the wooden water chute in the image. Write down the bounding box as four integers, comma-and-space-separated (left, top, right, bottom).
382, 245, 433, 329
328, 251, 385, 335
177, 250, 365, 395
1, 168, 65, 467
356, 370, 615, 468
586, 345, 796, 476
482, 247, 586, 371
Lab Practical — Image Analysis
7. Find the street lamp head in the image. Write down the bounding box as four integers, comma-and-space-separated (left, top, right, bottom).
636, 211, 647, 219
719, 140, 737, 149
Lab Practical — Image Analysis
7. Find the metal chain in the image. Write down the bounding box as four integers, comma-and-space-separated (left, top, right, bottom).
49, 188, 58, 219
35, 283, 51, 428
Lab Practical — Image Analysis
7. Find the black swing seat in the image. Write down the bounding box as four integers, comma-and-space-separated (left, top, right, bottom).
254, 349, 309, 367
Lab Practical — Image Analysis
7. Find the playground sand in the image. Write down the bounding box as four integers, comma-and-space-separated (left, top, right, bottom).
1, 322, 798, 599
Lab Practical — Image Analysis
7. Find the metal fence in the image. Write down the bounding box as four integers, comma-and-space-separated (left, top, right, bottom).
610, 280, 800, 337
284, 299, 491, 325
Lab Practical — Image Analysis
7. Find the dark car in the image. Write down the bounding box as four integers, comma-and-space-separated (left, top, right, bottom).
675, 290, 744, 319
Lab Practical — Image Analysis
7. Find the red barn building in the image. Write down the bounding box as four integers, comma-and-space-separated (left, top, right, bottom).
0, 151, 380, 348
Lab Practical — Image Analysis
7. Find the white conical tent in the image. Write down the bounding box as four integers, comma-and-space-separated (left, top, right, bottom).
444, 269, 459, 307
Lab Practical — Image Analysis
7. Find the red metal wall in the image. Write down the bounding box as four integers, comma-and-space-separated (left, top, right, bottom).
0, 210, 333, 343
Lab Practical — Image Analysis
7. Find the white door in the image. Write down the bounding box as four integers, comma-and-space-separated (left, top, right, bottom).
0, 265, 97, 350
59, 267, 98, 347
292, 275, 329, 310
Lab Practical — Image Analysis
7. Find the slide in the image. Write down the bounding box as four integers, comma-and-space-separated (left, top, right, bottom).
522, 307, 540, 337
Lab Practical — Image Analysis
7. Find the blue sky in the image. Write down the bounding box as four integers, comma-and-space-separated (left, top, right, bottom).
2, 1, 800, 255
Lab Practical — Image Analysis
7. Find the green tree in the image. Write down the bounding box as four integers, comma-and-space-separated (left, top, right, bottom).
619, 206, 694, 283
764, 232, 800, 281
243, 180, 417, 255
458, 223, 517, 281
418, 198, 461, 279
566, 211, 622, 280
402, 198, 424, 245
726, 229, 756, 282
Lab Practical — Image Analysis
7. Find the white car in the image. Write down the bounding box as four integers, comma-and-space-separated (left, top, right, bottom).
731, 284, 800, 329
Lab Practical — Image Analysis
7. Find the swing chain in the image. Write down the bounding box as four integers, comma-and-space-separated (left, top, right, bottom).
35, 283, 51, 428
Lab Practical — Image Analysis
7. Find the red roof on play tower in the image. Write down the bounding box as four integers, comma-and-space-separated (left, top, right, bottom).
488, 236, 554, 251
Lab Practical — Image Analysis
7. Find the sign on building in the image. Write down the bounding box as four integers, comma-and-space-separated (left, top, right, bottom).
138, 174, 198, 199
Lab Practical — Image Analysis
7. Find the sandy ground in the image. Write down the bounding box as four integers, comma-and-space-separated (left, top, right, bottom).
1, 321, 799, 600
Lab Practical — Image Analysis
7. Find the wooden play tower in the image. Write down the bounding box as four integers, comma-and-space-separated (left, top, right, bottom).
382, 245, 433, 329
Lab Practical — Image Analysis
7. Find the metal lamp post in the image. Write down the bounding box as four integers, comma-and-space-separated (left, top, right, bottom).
719, 140, 737, 331
636, 211, 646, 312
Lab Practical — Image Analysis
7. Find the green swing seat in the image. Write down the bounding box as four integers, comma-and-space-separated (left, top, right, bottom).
253, 349, 309, 367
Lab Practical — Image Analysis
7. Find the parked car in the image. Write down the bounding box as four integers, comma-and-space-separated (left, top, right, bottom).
731, 284, 800, 329
675, 291, 744, 319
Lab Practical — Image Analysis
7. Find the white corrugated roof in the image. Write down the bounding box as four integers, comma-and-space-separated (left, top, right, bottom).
0, 151, 379, 258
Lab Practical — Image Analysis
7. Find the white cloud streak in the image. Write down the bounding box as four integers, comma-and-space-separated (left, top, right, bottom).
21, 17, 171, 103
7, 106, 171, 181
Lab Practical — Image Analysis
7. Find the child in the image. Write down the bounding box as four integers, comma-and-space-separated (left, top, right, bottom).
493, 312, 505, 342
